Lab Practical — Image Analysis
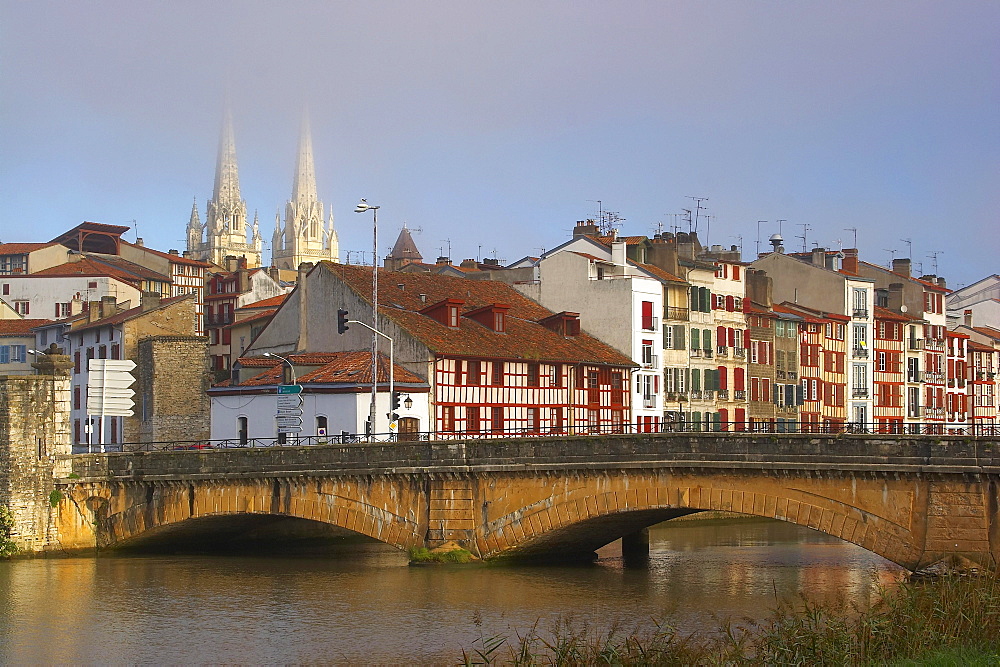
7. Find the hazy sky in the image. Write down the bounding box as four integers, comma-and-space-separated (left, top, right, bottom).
2, 1, 997, 287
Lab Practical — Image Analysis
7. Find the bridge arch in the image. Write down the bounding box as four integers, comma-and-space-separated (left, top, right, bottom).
475, 470, 928, 570
65, 476, 427, 553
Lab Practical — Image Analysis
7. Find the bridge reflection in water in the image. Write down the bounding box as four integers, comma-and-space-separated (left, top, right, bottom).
53, 433, 1000, 571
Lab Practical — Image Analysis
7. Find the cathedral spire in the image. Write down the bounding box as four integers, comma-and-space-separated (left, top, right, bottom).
291, 110, 318, 207
212, 108, 242, 209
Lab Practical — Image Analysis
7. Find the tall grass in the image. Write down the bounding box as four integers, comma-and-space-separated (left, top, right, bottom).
461, 572, 1000, 665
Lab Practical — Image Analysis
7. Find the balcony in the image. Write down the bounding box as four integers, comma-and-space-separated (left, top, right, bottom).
640, 354, 658, 369
665, 307, 689, 322
925, 371, 945, 383
776, 370, 787, 379
641, 316, 659, 332
642, 397, 656, 409
907, 371, 925, 383
852, 308, 869, 319
907, 406, 922, 418
702, 390, 715, 400
716, 345, 729, 357
734, 347, 746, 358
926, 339, 945, 351
852, 347, 868, 359
690, 349, 702, 358
734, 390, 747, 401
851, 387, 869, 398
702, 348, 713, 359
908, 339, 924, 350
926, 406, 945, 418
717, 389, 730, 400
206, 313, 234, 327
787, 371, 798, 380
689, 390, 703, 400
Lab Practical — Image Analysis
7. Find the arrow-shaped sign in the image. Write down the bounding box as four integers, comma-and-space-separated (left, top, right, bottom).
89, 377, 136, 389
277, 408, 303, 417
89, 359, 137, 373
276, 417, 303, 427
91, 387, 135, 400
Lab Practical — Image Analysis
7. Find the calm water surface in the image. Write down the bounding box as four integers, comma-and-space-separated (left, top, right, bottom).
0, 518, 905, 664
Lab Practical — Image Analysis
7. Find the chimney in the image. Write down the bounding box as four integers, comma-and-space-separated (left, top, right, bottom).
460, 259, 477, 268
937, 276, 947, 289
611, 240, 627, 267
573, 220, 600, 238
646, 237, 680, 276
67, 251, 83, 263
964, 309, 973, 327
842, 248, 859, 274
888, 283, 905, 313
435, 256, 451, 266
811, 247, 826, 267
296, 262, 313, 352
141, 292, 161, 311
225, 255, 238, 272
182, 250, 190, 258
168, 249, 179, 256
87, 301, 100, 322
892, 257, 911, 277
135, 238, 144, 247
100, 295, 118, 317
745, 269, 773, 308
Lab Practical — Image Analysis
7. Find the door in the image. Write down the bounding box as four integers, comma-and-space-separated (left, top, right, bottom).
398, 417, 420, 442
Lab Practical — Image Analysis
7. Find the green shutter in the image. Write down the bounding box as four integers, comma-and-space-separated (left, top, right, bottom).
674, 325, 686, 350
690, 286, 699, 311
690, 328, 700, 350
691, 368, 701, 391
703, 329, 712, 350
692, 411, 702, 432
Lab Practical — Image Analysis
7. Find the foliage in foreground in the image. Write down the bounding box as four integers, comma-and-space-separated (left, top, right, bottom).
0, 505, 19, 558
408, 546, 474, 564
461, 572, 1000, 665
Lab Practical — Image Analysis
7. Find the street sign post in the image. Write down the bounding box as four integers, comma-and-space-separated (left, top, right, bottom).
87, 359, 137, 450
277, 384, 303, 395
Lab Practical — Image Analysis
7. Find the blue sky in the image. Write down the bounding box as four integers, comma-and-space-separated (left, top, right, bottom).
1, 1, 996, 287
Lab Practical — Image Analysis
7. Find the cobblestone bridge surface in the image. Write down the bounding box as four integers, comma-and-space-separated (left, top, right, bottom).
42, 434, 1000, 569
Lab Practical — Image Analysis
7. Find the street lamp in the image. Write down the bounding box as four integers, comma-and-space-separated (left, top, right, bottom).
355, 199, 381, 438
263, 352, 296, 384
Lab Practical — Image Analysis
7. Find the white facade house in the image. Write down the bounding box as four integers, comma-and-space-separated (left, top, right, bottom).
210, 351, 430, 442
514, 241, 666, 431
0, 272, 141, 320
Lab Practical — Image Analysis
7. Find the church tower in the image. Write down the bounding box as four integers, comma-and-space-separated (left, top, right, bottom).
186, 110, 263, 268
271, 113, 339, 270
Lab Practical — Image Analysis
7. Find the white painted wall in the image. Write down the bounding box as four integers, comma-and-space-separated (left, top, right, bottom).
0, 275, 140, 319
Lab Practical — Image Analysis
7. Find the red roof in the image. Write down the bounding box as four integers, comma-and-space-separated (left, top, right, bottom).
224, 351, 425, 387
240, 293, 288, 310
873, 306, 918, 322
0, 242, 57, 255
120, 241, 211, 267
972, 326, 1000, 342
632, 261, 686, 283
29, 257, 169, 285
968, 340, 995, 353
0, 318, 51, 336
324, 263, 635, 367
225, 309, 277, 329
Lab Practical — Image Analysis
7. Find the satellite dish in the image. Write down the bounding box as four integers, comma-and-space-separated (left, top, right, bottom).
900, 305, 908, 313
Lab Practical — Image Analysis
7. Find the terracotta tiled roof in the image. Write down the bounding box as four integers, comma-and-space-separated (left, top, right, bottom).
120, 241, 211, 267
324, 263, 635, 367
70, 294, 193, 333
226, 309, 277, 328
228, 351, 425, 387
873, 306, 918, 322
972, 326, 1000, 341
241, 294, 287, 310
968, 340, 995, 352
0, 242, 57, 254
774, 302, 836, 324
29, 257, 169, 285
594, 235, 648, 246
632, 261, 686, 284
0, 318, 51, 336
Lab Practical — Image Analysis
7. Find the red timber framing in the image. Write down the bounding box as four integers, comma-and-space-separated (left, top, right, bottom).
434, 356, 630, 435
873, 306, 907, 432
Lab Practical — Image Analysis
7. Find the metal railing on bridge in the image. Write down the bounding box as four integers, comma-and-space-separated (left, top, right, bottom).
105, 420, 1000, 453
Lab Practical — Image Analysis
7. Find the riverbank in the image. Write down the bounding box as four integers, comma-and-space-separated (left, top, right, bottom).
461, 572, 1000, 664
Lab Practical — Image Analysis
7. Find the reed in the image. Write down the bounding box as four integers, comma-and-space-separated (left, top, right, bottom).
461, 571, 1000, 665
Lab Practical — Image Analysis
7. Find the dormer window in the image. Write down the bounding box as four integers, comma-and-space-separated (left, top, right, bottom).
420, 298, 466, 328
448, 304, 460, 328
494, 311, 506, 332
464, 303, 511, 332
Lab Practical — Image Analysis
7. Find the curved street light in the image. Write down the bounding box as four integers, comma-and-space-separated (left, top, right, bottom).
263, 352, 296, 385
355, 199, 381, 438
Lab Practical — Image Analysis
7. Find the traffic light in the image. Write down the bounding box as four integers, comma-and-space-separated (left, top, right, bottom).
390, 391, 401, 421
337, 309, 349, 334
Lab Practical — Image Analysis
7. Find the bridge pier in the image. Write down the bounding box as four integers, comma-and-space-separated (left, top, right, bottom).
621, 527, 650, 567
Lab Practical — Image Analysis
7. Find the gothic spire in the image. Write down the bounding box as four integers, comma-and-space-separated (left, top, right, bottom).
291, 110, 318, 207
212, 108, 242, 207
187, 198, 202, 231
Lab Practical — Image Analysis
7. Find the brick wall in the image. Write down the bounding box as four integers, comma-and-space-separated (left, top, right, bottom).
0, 375, 71, 552
136, 335, 210, 444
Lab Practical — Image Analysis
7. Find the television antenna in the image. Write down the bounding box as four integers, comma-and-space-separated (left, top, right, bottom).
900, 238, 912, 258
797, 223, 812, 252
686, 196, 708, 235
926, 251, 943, 275
755, 220, 768, 257
731, 234, 743, 256
883, 248, 897, 267
844, 227, 858, 248
439, 238, 452, 260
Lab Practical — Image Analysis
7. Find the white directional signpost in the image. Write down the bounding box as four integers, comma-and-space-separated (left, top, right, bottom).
276, 384, 303, 439
87, 359, 137, 453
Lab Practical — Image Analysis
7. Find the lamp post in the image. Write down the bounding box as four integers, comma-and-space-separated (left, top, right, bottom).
355, 199, 381, 438
263, 352, 297, 385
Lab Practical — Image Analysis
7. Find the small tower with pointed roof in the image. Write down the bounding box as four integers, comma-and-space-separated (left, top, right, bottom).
385, 224, 424, 270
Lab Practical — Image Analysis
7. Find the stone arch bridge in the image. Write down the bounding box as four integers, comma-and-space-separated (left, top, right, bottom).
52, 434, 1000, 571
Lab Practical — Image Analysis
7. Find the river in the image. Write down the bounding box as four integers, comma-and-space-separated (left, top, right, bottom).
0, 516, 905, 664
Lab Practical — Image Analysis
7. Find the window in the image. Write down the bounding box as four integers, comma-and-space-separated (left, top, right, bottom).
491, 406, 504, 433
441, 406, 455, 432
467, 360, 481, 385
852, 288, 868, 317
549, 364, 562, 387
641, 300, 654, 330
13, 300, 29, 315
492, 361, 503, 385
1, 284, 8, 295
467, 407, 480, 433
641, 340, 654, 366
493, 311, 506, 332
549, 407, 563, 433
527, 362, 539, 386
527, 407, 540, 433
448, 305, 460, 328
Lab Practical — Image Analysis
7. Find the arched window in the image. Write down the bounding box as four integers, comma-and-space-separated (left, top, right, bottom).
316, 415, 328, 436
237, 416, 248, 446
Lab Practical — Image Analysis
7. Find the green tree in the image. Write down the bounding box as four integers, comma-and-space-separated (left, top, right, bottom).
0, 504, 18, 558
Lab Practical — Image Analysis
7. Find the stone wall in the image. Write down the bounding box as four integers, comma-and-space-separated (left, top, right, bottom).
0, 374, 72, 553
136, 335, 211, 444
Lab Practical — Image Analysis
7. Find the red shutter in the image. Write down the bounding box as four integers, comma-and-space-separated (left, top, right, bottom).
717, 326, 725, 347
744, 329, 751, 348
726, 295, 735, 311
718, 365, 728, 390
735, 367, 745, 391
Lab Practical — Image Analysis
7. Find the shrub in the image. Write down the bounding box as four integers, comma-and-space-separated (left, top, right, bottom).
0, 505, 18, 559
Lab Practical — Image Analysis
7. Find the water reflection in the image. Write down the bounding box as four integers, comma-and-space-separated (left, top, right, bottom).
0, 517, 905, 664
